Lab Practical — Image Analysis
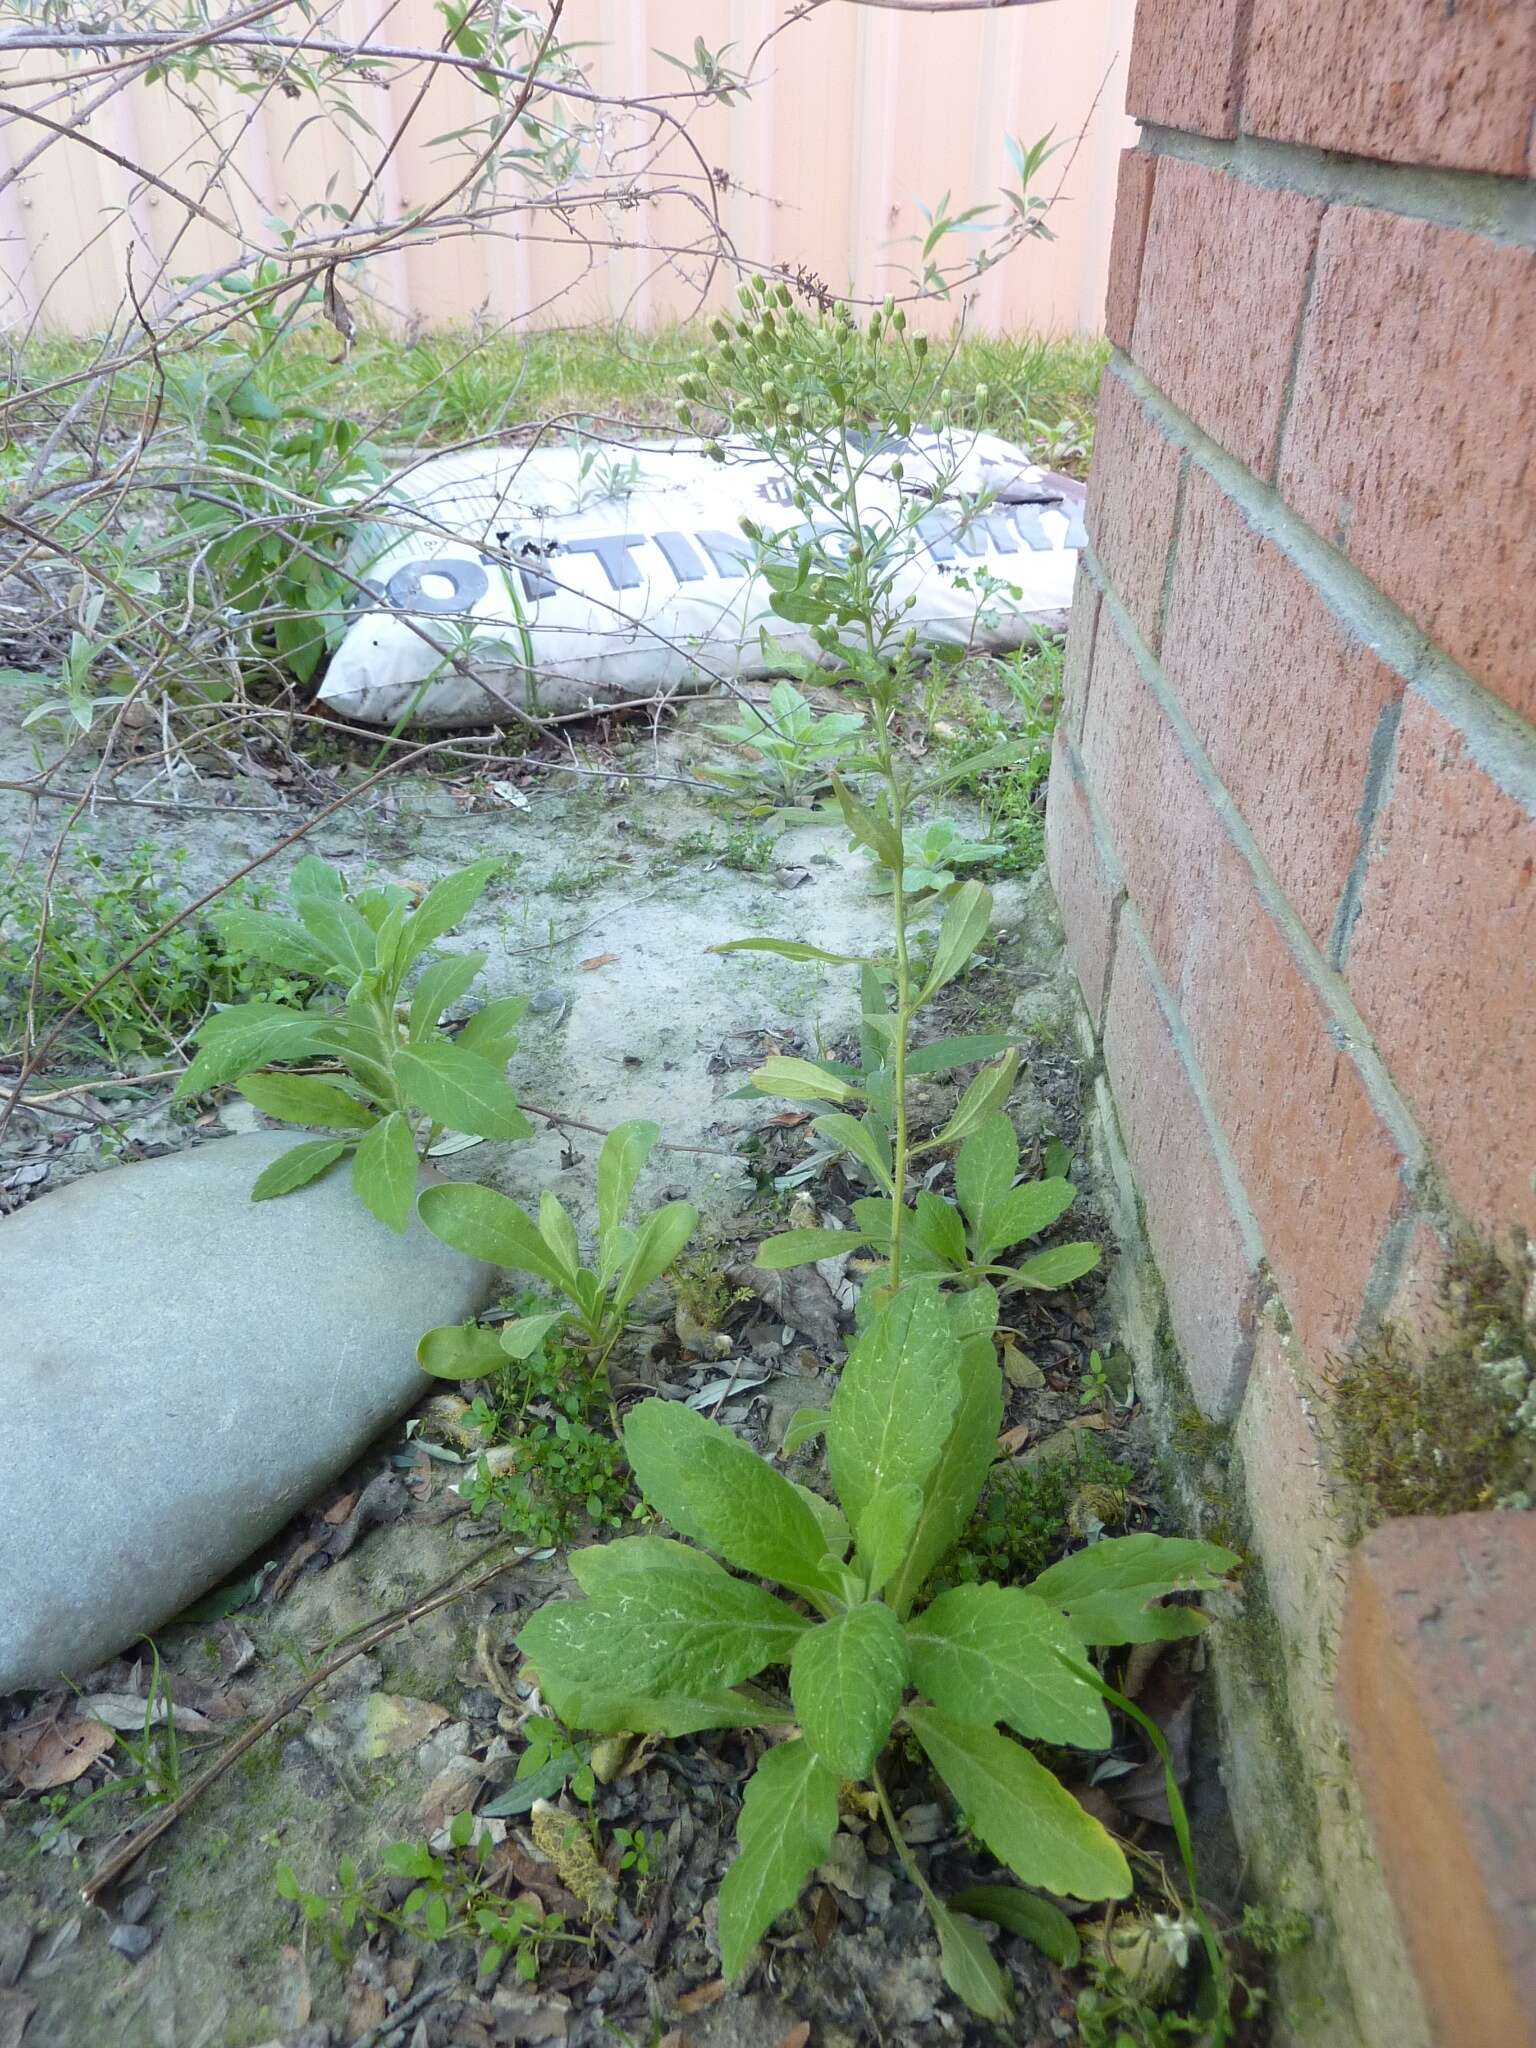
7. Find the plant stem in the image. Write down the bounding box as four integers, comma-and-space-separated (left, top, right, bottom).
871, 1754, 928, 1898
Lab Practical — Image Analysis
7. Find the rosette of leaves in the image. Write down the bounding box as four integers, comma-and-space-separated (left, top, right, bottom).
415, 1120, 698, 1378
516, 1285, 1237, 2018
703, 679, 868, 814
175, 855, 529, 1229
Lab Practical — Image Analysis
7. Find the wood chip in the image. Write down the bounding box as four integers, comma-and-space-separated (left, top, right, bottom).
579, 953, 619, 971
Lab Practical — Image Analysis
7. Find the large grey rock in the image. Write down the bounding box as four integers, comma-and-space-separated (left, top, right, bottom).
0, 1133, 496, 1693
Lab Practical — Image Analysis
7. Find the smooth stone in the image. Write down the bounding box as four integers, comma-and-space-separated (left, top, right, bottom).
0, 1133, 496, 1693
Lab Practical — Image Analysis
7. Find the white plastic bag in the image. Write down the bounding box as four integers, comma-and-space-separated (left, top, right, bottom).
319, 430, 1085, 728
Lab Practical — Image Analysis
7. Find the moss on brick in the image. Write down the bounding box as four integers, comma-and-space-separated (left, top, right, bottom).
1327, 1235, 1535, 1533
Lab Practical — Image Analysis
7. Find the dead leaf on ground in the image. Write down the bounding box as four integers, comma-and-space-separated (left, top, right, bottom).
812, 1884, 839, 1950
1113, 1667, 1196, 1826
675, 1979, 727, 2016
322, 1490, 359, 1525
360, 1694, 451, 1761
999, 1339, 1046, 1390
579, 953, 619, 971
729, 1258, 851, 1354
80, 1694, 213, 1735
997, 1421, 1032, 1456
765, 1111, 811, 1127
778, 2026, 812, 2048
0, 1718, 113, 1792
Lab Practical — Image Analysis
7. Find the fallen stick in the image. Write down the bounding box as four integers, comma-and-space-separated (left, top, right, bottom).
80, 1543, 523, 1906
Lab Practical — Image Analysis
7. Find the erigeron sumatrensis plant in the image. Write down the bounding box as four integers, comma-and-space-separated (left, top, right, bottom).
517, 1284, 1239, 2019
687, 278, 1096, 1298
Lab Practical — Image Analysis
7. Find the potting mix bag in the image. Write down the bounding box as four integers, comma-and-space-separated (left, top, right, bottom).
318, 430, 1085, 727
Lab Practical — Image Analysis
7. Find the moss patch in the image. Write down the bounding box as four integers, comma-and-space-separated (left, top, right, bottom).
1327, 1236, 1535, 1532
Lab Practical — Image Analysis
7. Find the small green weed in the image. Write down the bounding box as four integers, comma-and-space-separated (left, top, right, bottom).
933, 1438, 1135, 1594
545, 863, 620, 898
276, 1813, 579, 1979
720, 827, 779, 873
0, 842, 292, 1067
613, 1825, 662, 1884
459, 1333, 629, 1549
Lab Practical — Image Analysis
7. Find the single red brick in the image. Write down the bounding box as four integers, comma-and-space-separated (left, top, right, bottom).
1125, 0, 1247, 138
1104, 149, 1155, 350
1083, 369, 1184, 652
1342, 693, 1536, 1236
1132, 159, 1324, 478
1339, 1515, 1536, 2048
1244, 0, 1536, 178
1044, 731, 1120, 1030
1277, 208, 1536, 723
1081, 614, 1414, 1364
1179, 844, 1414, 1365
1102, 909, 1263, 1416
1161, 465, 1405, 952
1059, 560, 1100, 743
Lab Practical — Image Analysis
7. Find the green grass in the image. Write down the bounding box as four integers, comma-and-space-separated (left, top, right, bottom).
12, 324, 1107, 470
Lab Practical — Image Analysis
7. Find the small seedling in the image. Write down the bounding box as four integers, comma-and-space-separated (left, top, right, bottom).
174, 854, 528, 1230
704, 680, 866, 815
416, 1119, 698, 1381
276, 1812, 580, 1979
459, 1334, 629, 1548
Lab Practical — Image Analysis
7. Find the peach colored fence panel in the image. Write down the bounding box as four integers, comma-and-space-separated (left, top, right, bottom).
0, 0, 1135, 337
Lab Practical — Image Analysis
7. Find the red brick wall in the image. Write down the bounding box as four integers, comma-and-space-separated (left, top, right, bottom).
1052, 5, 1536, 2039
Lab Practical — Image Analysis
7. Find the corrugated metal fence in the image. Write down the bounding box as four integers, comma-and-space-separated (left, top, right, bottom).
0, 0, 1136, 336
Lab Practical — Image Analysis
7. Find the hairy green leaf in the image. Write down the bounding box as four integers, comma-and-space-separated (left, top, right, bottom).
407, 952, 486, 1041
416, 1319, 508, 1380
350, 1110, 418, 1233
456, 993, 528, 1064
855, 1481, 923, 1597
831, 771, 903, 870
810, 1112, 893, 1191
752, 1056, 860, 1104
417, 1182, 570, 1289
401, 857, 502, 967
782, 1408, 829, 1454
949, 1886, 1081, 1967
908, 1704, 1131, 1901
597, 1119, 657, 1239
537, 1191, 582, 1283
931, 1898, 1013, 2022
886, 1333, 1004, 1619
754, 1226, 872, 1270
920, 1050, 1019, 1152
395, 1042, 534, 1141
614, 1198, 698, 1309
249, 1137, 349, 1201
827, 1288, 961, 1535
793, 1483, 850, 1561
519, 1538, 811, 1703
711, 937, 866, 966
906, 1032, 1022, 1079
235, 1073, 376, 1130
295, 893, 378, 981
623, 1399, 834, 1594
718, 1739, 840, 1978
911, 1191, 967, 1269
1029, 1534, 1239, 1646
917, 881, 992, 1006
498, 1310, 569, 1360
214, 907, 334, 979
288, 855, 345, 907
791, 1602, 908, 1779
1009, 1242, 1101, 1291
906, 1584, 1111, 1747
176, 1004, 330, 1099
530, 1681, 790, 1739
977, 1178, 1076, 1263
